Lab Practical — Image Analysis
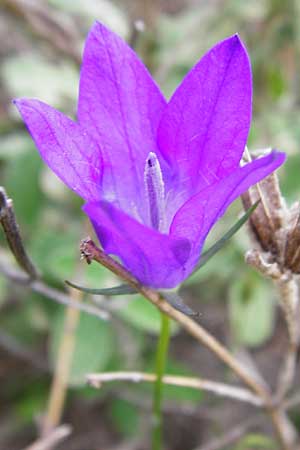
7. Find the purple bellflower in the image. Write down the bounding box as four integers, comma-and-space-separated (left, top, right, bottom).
14, 22, 285, 289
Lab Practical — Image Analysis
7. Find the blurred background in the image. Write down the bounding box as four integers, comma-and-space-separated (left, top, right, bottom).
0, 0, 299, 449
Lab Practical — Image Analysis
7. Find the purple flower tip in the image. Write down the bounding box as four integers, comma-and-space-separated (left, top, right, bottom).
15, 22, 286, 288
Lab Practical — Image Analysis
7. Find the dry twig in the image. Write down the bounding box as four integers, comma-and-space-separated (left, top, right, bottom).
87, 371, 263, 406
242, 150, 300, 405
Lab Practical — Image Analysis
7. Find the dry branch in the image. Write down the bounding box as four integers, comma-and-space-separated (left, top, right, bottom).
87, 371, 263, 406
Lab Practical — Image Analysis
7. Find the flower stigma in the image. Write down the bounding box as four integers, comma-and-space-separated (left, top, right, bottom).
144, 152, 166, 231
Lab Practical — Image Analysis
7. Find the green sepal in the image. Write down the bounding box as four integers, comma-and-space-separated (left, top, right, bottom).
161, 291, 200, 317
191, 201, 259, 275
65, 280, 137, 296
65, 282, 197, 317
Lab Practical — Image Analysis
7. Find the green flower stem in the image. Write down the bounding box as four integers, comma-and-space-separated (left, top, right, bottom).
152, 313, 170, 450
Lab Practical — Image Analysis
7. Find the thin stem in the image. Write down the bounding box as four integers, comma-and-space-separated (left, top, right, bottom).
152, 313, 170, 450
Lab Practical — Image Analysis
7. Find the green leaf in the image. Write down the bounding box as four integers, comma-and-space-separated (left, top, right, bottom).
192, 202, 259, 275
50, 307, 114, 386
229, 272, 275, 348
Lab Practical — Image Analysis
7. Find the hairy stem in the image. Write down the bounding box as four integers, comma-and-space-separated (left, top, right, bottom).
152, 314, 170, 450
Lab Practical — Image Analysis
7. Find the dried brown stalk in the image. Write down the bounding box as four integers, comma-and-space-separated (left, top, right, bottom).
242, 152, 300, 405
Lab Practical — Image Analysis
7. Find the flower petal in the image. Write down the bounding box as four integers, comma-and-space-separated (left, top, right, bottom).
158, 34, 252, 195
83, 201, 191, 288
14, 98, 102, 201
78, 22, 166, 215
170, 151, 286, 272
